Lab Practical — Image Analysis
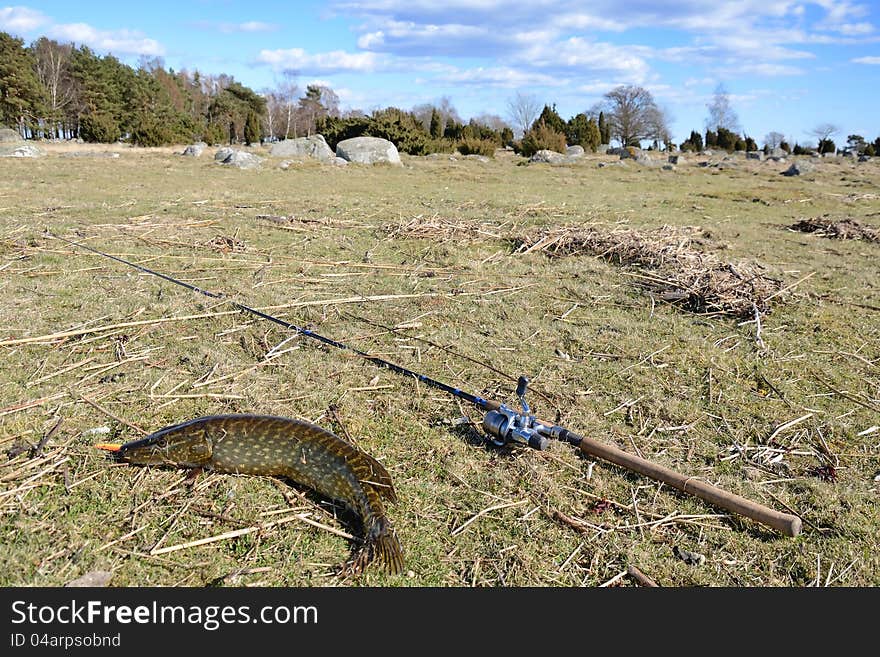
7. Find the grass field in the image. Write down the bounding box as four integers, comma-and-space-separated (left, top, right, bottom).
1, 142, 878, 587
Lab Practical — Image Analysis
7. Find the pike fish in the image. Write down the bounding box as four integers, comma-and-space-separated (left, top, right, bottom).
97, 414, 403, 575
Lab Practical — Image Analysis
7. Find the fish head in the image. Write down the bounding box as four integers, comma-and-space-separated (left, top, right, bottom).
116, 422, 214, 467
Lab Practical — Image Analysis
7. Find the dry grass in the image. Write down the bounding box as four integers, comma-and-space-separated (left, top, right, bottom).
1, 144, 879, 587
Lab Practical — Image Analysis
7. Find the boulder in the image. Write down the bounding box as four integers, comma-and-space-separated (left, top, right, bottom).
270, 135, 335, 162
781, 160, 815, 176
667, 154, 681, 165
335, 136, 402, 165
662, 163, 676, 171
463, 154, 491, 163
858, 154, 871, 162
217, 149, 263, 169
529, 149, 568, 164
214, 147, 235, 161
181, 142, 206, 157
746, 152, 763, 160
0, 127, 23, 143
333, 157, 349, 166
2, 144, 43, 157
565, 145, 585, 157
596, 144, 609, 154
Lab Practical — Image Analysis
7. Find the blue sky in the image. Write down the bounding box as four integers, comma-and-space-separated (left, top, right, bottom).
2, 1, 879, 145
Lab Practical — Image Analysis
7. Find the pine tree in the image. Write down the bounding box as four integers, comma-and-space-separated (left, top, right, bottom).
429, 108, 442, 139
533, 104, 566, 135
245, 110, 260, 145
0, 32, 46, 134
598, 111, 610, 144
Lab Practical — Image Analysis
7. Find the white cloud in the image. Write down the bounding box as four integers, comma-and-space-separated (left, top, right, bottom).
194, 20, 280, 33
718, 62, 806, 76
837, 22, 874, 35
852, 55, 880, 63
0, 5, 48, 32
0, 6, 165, 56
436, 66, 566, 88
257, 48, 382, 73
48, 23, 165, 56
517, 37, 650, 81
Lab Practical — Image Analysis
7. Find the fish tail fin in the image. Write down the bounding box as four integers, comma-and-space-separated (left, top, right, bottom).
348, 515, 405, 576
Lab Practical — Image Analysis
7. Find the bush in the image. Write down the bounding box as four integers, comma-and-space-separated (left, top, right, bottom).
457, 137, 496, 157
865, 144, 876, 157
79, 111, 121, 143
203, 122, 227, 146
519, 121, 566, 157
245, 111, 261, 145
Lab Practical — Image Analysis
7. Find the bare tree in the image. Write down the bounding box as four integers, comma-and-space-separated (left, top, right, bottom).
646, 105, 673, 150
808, 122, 840, 144
277, 70, 299, 139
764, 131, 785, 150
471, 112, 509, 132
705, 83, 740, 132
506, 91, 541, 138
31, 37, 74, 138
600, 85, 661, 147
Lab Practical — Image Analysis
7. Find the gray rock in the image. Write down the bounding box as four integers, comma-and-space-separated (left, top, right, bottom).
859, 154, 871, 162
781, 160, 815, 176
333, 157, 349, 166
0, 127, 23, 142
662, 163, 676, 171
667, 154, 681, 165
619, 147, 642, 160
218, 149, 263, 169
270, 135, 335, 162
214, 147, 235, 161
635, 153, 654, 166
746, 152, 764, 160
463, 154, 491, 163
335, 136, 402, 165
565, 145, 585, 157
181, 142, 206, 157
769, 148, 786, 159
2, 144, 43, 157
596, 144, 609, 154
598, 160, 626, 168
529, 149, 567, 164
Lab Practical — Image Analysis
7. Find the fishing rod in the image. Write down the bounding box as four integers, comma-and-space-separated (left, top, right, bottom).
51, 233, 803, 537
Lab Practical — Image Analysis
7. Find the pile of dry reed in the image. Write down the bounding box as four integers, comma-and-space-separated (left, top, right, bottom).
513, 224, 785, 317
789, 216, 878, 242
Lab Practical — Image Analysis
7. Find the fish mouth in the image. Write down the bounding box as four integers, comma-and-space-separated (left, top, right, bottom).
95, 433, 168, 462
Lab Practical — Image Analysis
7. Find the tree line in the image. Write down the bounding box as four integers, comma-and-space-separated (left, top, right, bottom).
2, 30, 876, 156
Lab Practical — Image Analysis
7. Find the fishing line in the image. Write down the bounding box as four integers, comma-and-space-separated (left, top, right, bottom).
50, 233, 492, 410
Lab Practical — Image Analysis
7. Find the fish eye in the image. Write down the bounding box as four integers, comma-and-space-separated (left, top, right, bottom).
156, 438, 168, 448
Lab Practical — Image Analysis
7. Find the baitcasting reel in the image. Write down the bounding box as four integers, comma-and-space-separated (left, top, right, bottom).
481, 376, 550, 450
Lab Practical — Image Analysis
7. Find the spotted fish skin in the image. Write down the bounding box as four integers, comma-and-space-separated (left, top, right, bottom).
116, 414, 403, 574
